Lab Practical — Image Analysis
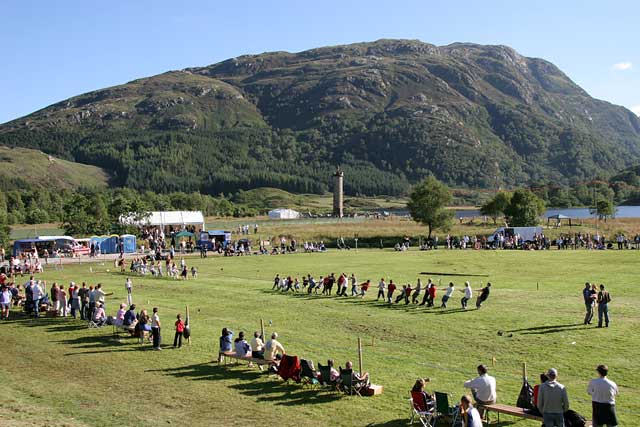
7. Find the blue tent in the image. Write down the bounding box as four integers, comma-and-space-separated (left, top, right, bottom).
120, 234, 137, 253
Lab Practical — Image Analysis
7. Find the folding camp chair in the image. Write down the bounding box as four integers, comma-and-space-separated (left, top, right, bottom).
300, 359, 319, 389
409, 396, 436, 427
340, 369, 362, 397
318, 363, 339, 393
434, 392, 461, 427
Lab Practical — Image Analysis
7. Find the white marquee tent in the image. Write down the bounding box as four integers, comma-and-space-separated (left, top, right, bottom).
121, 211, 205, 229
268, 208, 300, 219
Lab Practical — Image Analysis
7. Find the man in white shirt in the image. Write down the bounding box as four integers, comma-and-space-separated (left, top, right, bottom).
588, 365, 618, 427
464, 364, 497, 417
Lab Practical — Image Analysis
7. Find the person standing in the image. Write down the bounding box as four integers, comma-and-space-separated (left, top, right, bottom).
31, 280, 42, 318
125, 277, 133, 305
376, 278, 386, 301
597, 284, 611, 328
387, 280, 397, 304
350, 274, 358, 297
151, 307, 161, 350
441, 282, 455, 308
538, 368, 569, 427
583, 282, 594, 325
412, 278, 423, 304
78, 283, 89, 320
461, 281, 473, 309
70, 283, 80, 319
173, 314, 184, 348
588, 365, 618, 427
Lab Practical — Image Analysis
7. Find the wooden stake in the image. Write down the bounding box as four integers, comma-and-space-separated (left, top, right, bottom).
186, 305, 191, 345
491, 356, 496, 367
358, 337, 363, 375
260, 318, 265, 340
537, 282, 539, 291
522, 362, 527, 380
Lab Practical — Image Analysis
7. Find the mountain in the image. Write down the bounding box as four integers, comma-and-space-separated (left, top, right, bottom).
0, 145, 110, 190
2, 39, 640, 196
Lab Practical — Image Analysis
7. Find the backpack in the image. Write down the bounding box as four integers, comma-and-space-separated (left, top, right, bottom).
564, 409, 587, 427
516, 379, 534, 410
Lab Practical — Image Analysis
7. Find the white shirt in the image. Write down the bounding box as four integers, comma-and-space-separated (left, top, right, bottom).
464, 374, 497, 403
464, 287, 473, 299
445, 286, 455, 297
151, 313, 160, 328
587, 377, 618, 404
378, 281, 386, 290
125, 279, 132, 290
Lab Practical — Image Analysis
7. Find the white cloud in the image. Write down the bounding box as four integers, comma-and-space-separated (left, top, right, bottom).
632, 105, 640, 117
613, 62, 633, 71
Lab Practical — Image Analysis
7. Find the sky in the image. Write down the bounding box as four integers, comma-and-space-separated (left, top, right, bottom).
2, 0, 640, 123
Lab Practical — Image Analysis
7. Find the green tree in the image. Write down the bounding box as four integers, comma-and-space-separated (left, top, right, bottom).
62, 193, 96, 236
480, 192, 512, 225
595, 199, 615, 222
407, 176, 454, 237
0, 192, 10, 249
504, 189, 545, 226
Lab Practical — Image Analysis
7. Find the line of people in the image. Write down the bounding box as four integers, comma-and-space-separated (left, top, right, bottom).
272, 273, 492, 310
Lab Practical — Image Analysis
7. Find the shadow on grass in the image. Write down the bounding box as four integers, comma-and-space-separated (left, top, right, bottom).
148, 362, 266, 382
229, 381, 341, 406
507, 323, 585, 335
367, 419, 520, 427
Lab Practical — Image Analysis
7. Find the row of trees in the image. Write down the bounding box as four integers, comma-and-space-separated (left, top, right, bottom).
407, 176, 548, 236
407, 175, 621, 238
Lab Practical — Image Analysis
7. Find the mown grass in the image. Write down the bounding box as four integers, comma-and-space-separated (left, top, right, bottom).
0, 250, 640, 426
1, 250, 638, 426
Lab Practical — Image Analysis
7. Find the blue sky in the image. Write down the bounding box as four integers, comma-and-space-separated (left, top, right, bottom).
2, 0, 639, 123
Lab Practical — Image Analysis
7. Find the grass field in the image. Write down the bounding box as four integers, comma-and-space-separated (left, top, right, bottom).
1, 249, 638, 426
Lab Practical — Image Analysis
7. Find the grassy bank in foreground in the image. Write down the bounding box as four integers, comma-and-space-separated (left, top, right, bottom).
1, 250, 638, 426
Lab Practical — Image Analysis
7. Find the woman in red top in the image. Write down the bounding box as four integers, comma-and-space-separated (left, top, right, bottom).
173, 314, 185, 348
532, 372, 549, 415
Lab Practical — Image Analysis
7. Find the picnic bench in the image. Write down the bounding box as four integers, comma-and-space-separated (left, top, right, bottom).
480, 403, 592, 426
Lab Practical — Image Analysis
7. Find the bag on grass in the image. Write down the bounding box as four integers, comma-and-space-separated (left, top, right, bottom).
564, 409, 587, 427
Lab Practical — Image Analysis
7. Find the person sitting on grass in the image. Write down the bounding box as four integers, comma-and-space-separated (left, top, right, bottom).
459, 395, 483, 427
411, 378, 434, 412
264, 332, 285, 361
234, 331, 252, 357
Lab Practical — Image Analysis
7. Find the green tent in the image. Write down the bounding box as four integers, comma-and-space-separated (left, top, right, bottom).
174, 230, 195, 238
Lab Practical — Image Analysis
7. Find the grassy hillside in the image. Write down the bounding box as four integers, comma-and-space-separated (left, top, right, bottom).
2, 39, 640, 195
1, 250, 638, 426
0, 145, 110, 190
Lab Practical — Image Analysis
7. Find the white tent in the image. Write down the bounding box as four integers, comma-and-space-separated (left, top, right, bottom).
268, 208, 300, 219
121, 211, 205, 229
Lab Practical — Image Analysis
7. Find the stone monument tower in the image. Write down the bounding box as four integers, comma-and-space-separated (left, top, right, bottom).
332, 168, 344, 218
